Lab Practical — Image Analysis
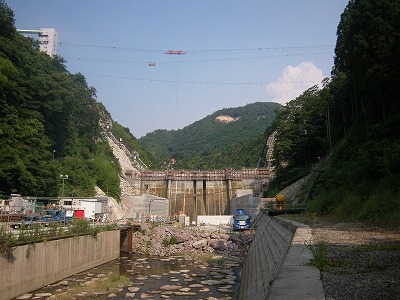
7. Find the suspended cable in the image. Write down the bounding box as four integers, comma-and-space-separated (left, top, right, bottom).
59, 42, 333, 54
65, 51, 331, 65
86, 73, 320, 86
59, 42, 162, 52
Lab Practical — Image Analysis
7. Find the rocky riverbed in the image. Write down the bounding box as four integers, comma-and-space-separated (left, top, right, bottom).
15, 223, 254, 300
131, 223, 254, 259
311, 220, 400, 300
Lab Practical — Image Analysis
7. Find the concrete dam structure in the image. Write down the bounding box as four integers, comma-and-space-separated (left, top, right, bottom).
124, 168, 273, 221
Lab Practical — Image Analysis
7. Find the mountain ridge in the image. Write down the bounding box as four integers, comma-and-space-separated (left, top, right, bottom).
139, 102, 282, 169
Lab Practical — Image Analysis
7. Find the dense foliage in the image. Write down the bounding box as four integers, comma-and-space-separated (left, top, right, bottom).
139, 102, 281, 169
268, 0, 400, 223
0, 1, 153, 199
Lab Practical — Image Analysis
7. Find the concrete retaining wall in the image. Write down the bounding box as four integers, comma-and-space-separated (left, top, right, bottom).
239, 214, 323, 300
197, 215, 234, 225
0, 230, 120, 300
230, 195, 271, 218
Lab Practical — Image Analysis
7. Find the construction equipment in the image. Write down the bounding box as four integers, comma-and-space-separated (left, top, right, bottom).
275, 194, 285, 210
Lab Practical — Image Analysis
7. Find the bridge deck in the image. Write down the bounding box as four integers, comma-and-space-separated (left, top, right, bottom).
140, 168, 273, 181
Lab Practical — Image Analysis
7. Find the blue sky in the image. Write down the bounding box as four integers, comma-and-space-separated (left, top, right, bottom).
7, 0, 349, 137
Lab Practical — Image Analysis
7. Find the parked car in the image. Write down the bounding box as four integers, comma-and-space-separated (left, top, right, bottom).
233, 209, 251, 230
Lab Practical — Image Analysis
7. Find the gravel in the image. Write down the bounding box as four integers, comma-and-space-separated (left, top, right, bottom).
311, 221, 400, 300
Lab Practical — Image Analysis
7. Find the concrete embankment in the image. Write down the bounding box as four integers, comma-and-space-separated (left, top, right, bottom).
239, 213, 325, 300
0, 231, 120, 300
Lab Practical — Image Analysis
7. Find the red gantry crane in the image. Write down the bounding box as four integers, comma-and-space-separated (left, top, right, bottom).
164, 50, 186, 55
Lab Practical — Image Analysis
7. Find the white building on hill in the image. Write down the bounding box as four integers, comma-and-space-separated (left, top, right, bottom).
17, 28, 58, 56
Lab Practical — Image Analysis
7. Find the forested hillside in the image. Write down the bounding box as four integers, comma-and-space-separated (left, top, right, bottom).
139, 102, 281, 169
268, 0, 400, 223
0, 1, 154, 199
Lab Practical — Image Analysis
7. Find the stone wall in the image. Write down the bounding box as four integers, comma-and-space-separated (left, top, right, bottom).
0, 230, 120, 300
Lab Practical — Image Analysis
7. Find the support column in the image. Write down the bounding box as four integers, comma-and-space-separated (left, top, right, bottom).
202, 180, 207, 215
167, 179, 172, 219
226, 179, 232, 214
193, 180, 197, 225
166, 179, 172, 199
127, 227, 133, 253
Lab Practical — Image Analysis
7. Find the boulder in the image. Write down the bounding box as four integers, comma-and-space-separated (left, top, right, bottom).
219, 233, 230, 240
192, 239, 208, 249
209, 239, 225, 251
174, 233, 190, 243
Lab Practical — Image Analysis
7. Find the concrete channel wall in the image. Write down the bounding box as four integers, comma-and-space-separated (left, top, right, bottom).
239, 213, 324, 300
0, 230, 120, 300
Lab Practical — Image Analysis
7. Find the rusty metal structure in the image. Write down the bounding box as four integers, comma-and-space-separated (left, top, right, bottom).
140, 168, 272, 181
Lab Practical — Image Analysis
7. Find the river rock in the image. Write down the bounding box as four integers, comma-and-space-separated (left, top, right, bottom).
160, 291, 174, 295
192, 239, 208, 249
16, 294, 32, 299
136, 276, 148, 280
174, 233, 190, 243
218, 287, 234, 293
180, 269, 190, 273
128, 286, 140, 292
189, 283, 204, 288
34, 293, 52, 297
201, 279, 223, 286
160, 284, 182, 291
209, 240, 225, 251
220, 233, 230, 240
174, 291, 196, 296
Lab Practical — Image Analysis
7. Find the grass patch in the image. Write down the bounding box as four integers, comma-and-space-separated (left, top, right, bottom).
365, 260, 392, 271
190, 253, 225, 265
162, 235, 178, 247
354, 244, 400, 252
48, 273, 131, 300
0, 219, 119, 255
305, 241, 331, 271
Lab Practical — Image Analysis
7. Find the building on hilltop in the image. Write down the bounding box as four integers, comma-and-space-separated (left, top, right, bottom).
17, 28, 58, 56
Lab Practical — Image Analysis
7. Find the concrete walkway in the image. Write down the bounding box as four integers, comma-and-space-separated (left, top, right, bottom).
268, 221, 325, 300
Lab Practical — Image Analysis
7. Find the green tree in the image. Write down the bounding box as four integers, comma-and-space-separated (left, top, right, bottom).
333, 0, 400, 134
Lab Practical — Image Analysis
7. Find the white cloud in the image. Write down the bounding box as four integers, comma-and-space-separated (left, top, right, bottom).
266, 62, 325, 105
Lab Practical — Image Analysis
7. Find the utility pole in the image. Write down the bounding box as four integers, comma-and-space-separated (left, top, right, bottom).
60, 174, 68, 201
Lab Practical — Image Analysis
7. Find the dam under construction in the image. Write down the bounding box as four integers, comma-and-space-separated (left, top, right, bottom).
122, 168, 273, 221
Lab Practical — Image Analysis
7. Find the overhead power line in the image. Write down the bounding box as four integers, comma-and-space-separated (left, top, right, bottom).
86, 73, 321, 86
60, 28, 334, 36
65, 51, 331, 65
59, 42, 333, 54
